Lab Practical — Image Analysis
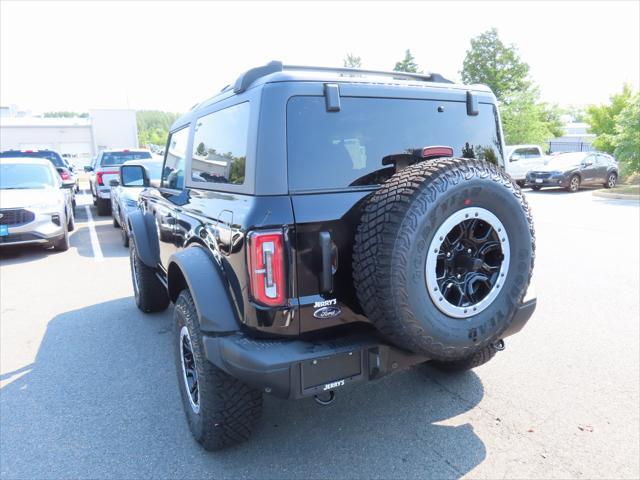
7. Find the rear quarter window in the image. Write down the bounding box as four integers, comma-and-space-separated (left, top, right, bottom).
191, 102, 250, 186
287, 96, 503, 191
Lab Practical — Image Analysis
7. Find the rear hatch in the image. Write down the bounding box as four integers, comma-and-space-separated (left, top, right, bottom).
287, 94, 504, 335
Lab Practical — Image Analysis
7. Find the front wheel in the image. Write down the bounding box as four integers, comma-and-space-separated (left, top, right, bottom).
174, 290, 262, 451
567, 175, 580, 192
604, 173, 617, 189
53, 223, 70, 251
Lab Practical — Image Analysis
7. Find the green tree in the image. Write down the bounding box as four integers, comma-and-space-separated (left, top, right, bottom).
394, 49, 421, 73
613, 92, 640, 175
461, 28, 531, 101
343, 53, 362, 68
136, 110, 181, 147
500, 89, 558, 145
586, 84, 634, 154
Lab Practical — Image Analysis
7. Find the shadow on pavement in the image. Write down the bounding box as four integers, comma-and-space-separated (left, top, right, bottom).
0, 298, 486, 479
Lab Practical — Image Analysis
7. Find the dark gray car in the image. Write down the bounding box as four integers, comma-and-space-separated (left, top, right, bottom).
526, 151, 619, 192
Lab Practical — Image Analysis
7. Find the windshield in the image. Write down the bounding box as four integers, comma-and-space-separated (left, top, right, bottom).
101, 151, 152, 166
0, 163, 56, 189
547, 153, 586, 168
0, 150, 64, 167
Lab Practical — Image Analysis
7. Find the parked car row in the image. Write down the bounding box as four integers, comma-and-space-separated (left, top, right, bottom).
504, 145, 619, 192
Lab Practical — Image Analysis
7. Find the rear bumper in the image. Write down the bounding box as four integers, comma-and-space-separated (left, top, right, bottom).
204, 298, 537, 400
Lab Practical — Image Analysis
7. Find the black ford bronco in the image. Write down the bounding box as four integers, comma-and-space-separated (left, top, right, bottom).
123, 61, 536, 450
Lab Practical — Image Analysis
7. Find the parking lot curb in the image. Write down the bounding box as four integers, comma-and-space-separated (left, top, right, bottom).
592, 189, 640, 201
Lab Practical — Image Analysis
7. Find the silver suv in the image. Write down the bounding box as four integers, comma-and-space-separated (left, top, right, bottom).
85, 149, 153, 215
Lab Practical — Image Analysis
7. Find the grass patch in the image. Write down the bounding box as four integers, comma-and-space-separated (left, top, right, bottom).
612, 184, 640, 195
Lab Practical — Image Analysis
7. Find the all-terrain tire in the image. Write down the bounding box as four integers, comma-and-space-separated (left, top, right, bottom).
353, 158, 535, 361
432, 343, 498, 372
129, 238, 169, 312
96, 198, 111, 216
174, 290, 262, 451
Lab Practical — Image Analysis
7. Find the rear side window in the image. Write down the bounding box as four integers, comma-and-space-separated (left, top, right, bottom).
287, 97, 503, 191
191, 102, 250, 185
101, 151, 152, 166
162, 127, 189, 189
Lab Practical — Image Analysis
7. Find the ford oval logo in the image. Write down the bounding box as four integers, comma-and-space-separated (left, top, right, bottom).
313, 306, 341, 319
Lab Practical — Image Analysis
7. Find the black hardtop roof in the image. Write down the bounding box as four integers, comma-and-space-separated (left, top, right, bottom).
171, 61, 494, 131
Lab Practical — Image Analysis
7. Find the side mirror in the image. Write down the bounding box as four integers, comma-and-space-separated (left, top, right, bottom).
120, 165, 149, 188
109, 179, 120, 187
509, 155, 520, 162
84, 166, 93, 172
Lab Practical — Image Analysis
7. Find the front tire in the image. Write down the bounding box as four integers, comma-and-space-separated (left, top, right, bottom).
567, 175, 580, 192
174, 290, 262, 451
129, 238, 169, 312
53, 223, 70, 251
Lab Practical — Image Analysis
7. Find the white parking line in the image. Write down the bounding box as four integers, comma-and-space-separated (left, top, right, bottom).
84, 205, 104, 262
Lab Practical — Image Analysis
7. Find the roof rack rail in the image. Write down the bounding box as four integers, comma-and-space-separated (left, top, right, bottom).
283, 64, 454, 84
233, 61, 283, 93
231, 61, 454, 94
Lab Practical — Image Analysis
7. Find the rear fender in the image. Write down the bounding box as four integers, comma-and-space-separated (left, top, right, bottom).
167, 246, 240, 334
127, 210, 160, 268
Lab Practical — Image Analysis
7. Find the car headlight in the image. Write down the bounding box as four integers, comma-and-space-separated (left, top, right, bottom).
549, 171, 563, 176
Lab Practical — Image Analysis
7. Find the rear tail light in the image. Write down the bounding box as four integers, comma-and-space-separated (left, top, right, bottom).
248, 230, 286, 306
59, 170, 71, 180
422, 146, 454, 159
96, 170, 119, 186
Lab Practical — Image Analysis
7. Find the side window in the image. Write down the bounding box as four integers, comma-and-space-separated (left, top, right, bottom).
523, 148, 541, 159
191, 102, 250, 186
162, 126, 189, 189
510, 149, 524, 161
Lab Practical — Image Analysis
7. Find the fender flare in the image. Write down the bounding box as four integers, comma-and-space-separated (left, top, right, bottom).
167, 246, 240, 334
127, 210, 160, 268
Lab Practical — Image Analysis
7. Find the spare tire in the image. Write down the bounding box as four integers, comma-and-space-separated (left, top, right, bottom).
353, 158, 535, 361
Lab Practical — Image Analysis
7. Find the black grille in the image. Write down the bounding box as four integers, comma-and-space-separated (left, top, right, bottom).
0, 209, 35, 226
529, 172, 551, 180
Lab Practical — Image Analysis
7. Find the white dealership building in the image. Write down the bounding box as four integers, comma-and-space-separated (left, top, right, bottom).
0, 108, 138, 167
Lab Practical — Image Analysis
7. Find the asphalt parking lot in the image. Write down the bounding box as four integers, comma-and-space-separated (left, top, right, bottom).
1, 186, 638, 479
